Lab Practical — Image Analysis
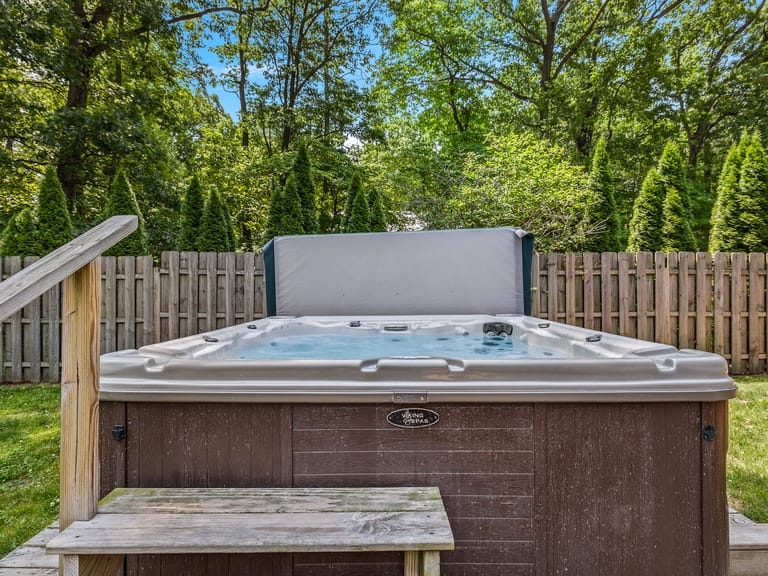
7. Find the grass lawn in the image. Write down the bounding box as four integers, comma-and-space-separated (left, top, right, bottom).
0, 377, 766, 559
727, 375, 768, 523
0, 384, 59, 558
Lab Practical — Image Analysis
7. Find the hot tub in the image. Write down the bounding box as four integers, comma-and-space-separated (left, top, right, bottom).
98, 229, 735, 576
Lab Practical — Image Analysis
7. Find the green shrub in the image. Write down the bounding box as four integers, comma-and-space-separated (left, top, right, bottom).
738, 133, 768, 252
197, 190, 233, 252
0, 208, 39, 257
367, 185, 387, 232
103, 168, 148, 256
709, 136, 747, 252
345, 172, 370, 233
280, 174, 305, 235
36, 167, 73, 255
627, 167, 665, 251
661, 185, 697, 251
582, 137, 620, 252
179, 175, 204, 251
293, 142, 318, 234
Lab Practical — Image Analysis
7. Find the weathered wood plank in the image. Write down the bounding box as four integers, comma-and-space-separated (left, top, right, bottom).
47, 510, 454, 555
600, 252, 616, 334
98, 487, 448, 514
60, 260, 102, 532
750, 253, 766, 374
731, 253, 746, 373
60, 554, 122, 576
695, 252, 713, 352
0, 216, 137, 322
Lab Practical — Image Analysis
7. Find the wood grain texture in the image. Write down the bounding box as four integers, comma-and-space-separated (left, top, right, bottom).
702, 401, 729, 576
535, 402, 707, 576
60, 555, 123, 576
0, 216, 137, 322
98, 487, 446, 514
60, 260, 102, 531
294, 403, 534, 576
47, 510, 454, 555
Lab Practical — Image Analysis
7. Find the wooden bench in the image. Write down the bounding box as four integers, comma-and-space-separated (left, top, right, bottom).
46, 486, 454, 576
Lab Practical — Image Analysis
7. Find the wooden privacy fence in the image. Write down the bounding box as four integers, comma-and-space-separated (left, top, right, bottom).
1, 250, 766, 380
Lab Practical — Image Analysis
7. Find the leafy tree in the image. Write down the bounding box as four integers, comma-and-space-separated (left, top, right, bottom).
627, 168, 665, 252
345, 172, 370, 233
179, 175, 205, 251
198, 191, 233, 252
738, 133, 768, 252
446, 132, 592, 251
661, 186, 697, 251
367, 186, 387, 232
221, 197, 236, 251
103, 168, 148, 256
0, 208, 39, 257
293, 142, 318, 234
582, 138, 620, 252
281, 175, 306, 235
36, 166, 73, 255
709, 136, 748, 252
265, 185, 284, 241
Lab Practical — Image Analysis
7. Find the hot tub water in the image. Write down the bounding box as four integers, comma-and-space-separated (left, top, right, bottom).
229, 331, 566, 360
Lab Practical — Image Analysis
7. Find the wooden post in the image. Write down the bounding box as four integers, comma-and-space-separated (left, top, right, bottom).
59, 260, 102, 570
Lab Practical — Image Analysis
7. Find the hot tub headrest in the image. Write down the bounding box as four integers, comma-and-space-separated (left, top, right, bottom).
262, 227, 534, 316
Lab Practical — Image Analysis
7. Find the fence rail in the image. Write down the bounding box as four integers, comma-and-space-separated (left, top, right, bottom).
1, 250, 765, 381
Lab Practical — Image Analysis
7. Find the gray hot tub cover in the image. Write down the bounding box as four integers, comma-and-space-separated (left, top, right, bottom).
262, 227, 534, 317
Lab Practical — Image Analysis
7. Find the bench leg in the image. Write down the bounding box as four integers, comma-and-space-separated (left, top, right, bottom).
60, 554, 124, 576
421, 551, 440, 576
404, 551, 440, 576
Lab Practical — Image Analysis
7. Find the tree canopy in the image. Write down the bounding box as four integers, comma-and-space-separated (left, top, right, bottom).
0, 0, 766, 254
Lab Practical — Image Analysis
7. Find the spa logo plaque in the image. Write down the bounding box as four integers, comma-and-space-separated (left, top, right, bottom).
386, 408, 440, 429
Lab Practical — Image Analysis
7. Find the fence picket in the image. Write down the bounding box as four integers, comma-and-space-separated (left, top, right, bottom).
6, 251, 768, 379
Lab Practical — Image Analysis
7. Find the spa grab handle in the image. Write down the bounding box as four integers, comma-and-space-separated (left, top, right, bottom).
359, 357, 465, 373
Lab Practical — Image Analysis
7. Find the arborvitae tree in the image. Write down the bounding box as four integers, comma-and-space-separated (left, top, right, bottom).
738, 133, 768, 252
179, 175, 204, 251
293, 142, 318, 234
104, 168, 149, 256
280, 174, 305, 235
0, 208, 39, 257
367, 185, 387, 232
265, 185, 284, 241
709, 135, 748, 252
582, 138, 620, 252
198, 190, 233, 252
657, 141, 693, 221
627, 167, 665, 251
36, 166, 73, 255
346, 172, 370, 233
661, 186, 697, 251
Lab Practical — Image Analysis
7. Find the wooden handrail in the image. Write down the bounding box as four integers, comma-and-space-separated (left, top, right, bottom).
0, 215, 137, 322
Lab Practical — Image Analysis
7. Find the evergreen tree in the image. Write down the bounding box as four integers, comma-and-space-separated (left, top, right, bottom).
36, 166, 73, 255
661, 186, 697, 251
198, 190, 233, 252
738, 132, 768, 252
0, 208, 39, 257
709, 135, 748, 252
367, 185, 387, 232
345, 172, 370, 233
265, 185, 284, 241
582, 138, 620, 252
627, 168, 666, 251
280, 174, 305, 235
179, 175, 204, 251
103, 168, 149, 256
657, 141, 693, 221
293, 142, 318, 234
